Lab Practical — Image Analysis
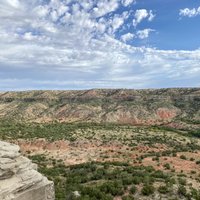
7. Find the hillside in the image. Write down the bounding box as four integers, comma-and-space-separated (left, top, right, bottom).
0, 88, 200, 125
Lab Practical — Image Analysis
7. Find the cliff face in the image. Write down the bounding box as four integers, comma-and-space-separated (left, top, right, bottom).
0, 88, 199, 124
0, 141, 54, 200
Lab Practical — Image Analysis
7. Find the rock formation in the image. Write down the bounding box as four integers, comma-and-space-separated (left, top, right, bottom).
0, 141, 54, 200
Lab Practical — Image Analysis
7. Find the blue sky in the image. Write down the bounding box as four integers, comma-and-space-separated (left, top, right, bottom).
0, 0, 200, 90
132, 0, 200, 50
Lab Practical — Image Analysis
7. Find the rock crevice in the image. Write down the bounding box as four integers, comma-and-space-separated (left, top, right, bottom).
0, 141, 54, 200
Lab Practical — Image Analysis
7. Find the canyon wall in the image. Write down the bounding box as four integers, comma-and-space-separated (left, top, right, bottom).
0, 88, 199, 124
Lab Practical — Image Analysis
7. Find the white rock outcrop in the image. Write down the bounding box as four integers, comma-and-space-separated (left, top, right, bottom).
0, 141, 55, 200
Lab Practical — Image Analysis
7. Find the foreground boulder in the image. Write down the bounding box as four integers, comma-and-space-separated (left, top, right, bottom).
0, 141, 54, 200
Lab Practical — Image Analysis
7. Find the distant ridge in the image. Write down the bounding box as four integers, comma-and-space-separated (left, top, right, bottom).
0, 88, 199, 124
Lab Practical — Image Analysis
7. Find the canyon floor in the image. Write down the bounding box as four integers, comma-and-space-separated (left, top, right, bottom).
1, 121, 200, 200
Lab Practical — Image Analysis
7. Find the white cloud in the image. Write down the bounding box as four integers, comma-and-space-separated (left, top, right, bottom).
179, 7, 200, 17
6, 0, 20, 8
34, 5, 50, 17
93, 0, 119, 18
23, 32, 36, 41
111, 13, 129, 33
133, 9, 155, 27
22, 32, 48, 41
121, 0, 135, 7
148, 10, 156, 21
133, 9, 148, 27
112, 17, 124, 31
121, 33, 134, 42
0, 0, 199, 90
137, 29, 154, 39
80, 1, 94, 11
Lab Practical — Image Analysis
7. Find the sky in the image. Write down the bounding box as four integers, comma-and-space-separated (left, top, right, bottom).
0, 0, 200, 90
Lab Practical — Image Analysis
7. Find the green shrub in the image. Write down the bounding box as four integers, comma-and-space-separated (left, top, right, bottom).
130, 185, 137, 194
163, 163, 170, 170
172, 152, 177, 157
190, 157, 195, 161
178, 178, 186, 185
141, 184, 155, 196
122, 195, 135, 200
132, 176, 141, 185
158, 185, 169, 194
99, 181, 124, 196
180, 155, 187, 160
178, 185, 187, 197
196, 160, 200, 164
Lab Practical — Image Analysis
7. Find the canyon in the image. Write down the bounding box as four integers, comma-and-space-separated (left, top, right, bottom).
0, 88, 200, 199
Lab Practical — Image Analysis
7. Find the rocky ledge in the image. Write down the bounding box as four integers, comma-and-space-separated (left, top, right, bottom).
0, 141, 54, 200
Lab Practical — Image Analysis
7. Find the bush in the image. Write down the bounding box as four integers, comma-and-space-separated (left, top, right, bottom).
163, 163, 170, 170
178, 185, 187, 197
122, 177, 134, 185
172, 152, 177, 157
196, 160, 200, 164
130, 185, 137, 194
122, 195, 135, 200
141, 184, 155, 196
190, 188, 200, 199
152, 157, 159, 161
100, 181, 124, 196
190, 157, 195, 161
153, 170, 168, 179
80, 187, 113, 200
132, 176, 141, 185
178, 178, 186, 185
180, 155, 187, 160
158, 185, 169, 194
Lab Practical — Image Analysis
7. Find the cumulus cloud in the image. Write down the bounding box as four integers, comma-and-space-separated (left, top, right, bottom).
0, 0, 199, 90
112, 16, 125, 31
121, 33, 134, 42
121, 0, 135, 7
133, 9, 155, 27
93, 0, 119, 17
179, 6, 200, 17
137, 29, 154, 39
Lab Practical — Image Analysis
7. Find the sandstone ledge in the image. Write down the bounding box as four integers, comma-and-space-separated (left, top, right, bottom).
0, 141, 54, 200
